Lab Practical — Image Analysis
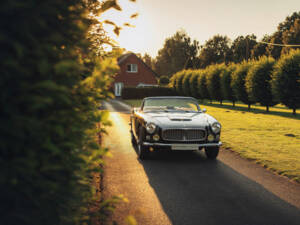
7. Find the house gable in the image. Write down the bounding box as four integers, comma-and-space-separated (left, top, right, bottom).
114, 53, 158, 87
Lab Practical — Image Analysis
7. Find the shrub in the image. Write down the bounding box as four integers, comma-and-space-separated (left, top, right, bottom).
246, 56, 277, 111
231, 61, 255, 109
189, 70, 200, 98
122, 87, 178, 99
272, 49, 300, 114
197, 69, 210, 101
182, 70, 193, 96
175, 70, 186, 94
206, 64, 226, 104
159, 75, 170, 86
220, 63, 237, 106
0, 0, 114, 224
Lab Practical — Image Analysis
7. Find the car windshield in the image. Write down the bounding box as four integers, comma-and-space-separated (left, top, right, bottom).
143, 98, 200, 112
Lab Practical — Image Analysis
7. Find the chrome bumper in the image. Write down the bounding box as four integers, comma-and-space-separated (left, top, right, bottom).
143, 142, 222, 148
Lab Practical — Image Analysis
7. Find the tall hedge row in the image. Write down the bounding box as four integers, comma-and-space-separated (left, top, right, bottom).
170, 49, 300, 114
0, 0, 115, 224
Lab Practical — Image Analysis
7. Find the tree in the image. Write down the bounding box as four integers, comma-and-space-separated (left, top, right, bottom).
272, 49, 300, 114
182, 70, 193, 96
199, 35, 232, 68
251, 35, 271, 59
220, 63, 237, 106
206, 64, 226, 104
267, 12, 300, 59
154, 30, 200, 76
282, 19, 300, 54
231, 34, 257, 63
231, 61, 255, 109
189, 71, 200, 98
174, 70, 186, 94
246, 57, 277, 112
142, 53, 155, 71
197, 69, 210, 102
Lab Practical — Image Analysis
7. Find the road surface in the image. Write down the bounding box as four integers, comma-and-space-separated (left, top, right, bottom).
102, 99, 300, 225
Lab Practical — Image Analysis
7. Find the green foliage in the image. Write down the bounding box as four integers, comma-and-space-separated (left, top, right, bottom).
0, 0, 120, 224
220, 63, 237, 105
272, 49, 300, 114
182, 70, 193, 96
197, 69, 210, 100
199, 35, 232, 68
231, 61, 255, 108
122, 87, 177, 99
246, 56, 277, 111
159, 75, 170, 86
251, 35, 271, 59
282, 18, 300, 54
175, 70, 186, 94
154, 30, 200, 76
189, 71, 200, 98
206, 64, 226, 103
231, 34, 257, 63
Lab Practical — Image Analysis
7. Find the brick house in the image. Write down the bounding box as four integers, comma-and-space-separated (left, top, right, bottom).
113, 53, 158, 97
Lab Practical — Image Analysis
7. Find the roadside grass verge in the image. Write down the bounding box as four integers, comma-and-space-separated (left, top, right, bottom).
123, 99, 300, 183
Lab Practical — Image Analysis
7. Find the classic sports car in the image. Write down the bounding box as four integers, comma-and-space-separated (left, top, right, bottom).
130, 96, 222, 160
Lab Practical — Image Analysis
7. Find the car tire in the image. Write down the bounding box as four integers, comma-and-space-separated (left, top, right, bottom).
205, 146, 219, 160
137, 126, 149, 160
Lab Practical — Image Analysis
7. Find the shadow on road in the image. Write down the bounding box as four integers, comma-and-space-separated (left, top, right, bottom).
132, 145, 300, 225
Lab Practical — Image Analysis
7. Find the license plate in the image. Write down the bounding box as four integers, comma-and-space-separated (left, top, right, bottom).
171, 144, 199, 151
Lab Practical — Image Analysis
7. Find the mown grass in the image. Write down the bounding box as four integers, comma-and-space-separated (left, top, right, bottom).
124, 99, 300, 183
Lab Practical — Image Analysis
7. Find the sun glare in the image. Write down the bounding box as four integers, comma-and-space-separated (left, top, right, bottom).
99, 0, 153, 55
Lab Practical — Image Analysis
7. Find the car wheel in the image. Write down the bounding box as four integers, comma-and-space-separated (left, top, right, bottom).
205, 146, 219, 160
137, 126, 149, 160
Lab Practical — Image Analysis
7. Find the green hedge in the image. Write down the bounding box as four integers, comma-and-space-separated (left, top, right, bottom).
0, 0, 115, 224
122, 87, 178, 99
168, 50, 300, 114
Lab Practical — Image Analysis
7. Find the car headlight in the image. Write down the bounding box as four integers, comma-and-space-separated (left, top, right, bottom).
211, 122, 221, 134
146, 123, 156, 134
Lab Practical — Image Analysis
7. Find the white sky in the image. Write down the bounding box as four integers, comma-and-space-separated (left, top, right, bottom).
101, 0, 300, 57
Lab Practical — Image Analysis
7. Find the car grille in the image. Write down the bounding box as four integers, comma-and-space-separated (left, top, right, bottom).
162, 129, 206, 141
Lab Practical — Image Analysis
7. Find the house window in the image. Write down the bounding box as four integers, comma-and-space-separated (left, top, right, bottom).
127, 64, 138, 73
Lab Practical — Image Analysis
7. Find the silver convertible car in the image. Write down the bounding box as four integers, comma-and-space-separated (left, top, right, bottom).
130, 96, 222, 160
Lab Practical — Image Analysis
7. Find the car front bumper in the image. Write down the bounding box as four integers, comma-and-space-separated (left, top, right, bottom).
142, 141, 222, 150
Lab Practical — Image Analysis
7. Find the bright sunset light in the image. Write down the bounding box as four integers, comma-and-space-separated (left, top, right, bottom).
101, 0, 299, 57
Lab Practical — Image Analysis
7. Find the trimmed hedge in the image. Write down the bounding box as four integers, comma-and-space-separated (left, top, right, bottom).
122, 87, 178, 99
169, 50, 300, 114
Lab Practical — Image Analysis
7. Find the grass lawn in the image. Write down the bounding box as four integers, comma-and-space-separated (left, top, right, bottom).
124, 99, 300, 183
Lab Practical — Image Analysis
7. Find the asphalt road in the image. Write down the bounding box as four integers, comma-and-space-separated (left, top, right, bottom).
102, 99, 300, 225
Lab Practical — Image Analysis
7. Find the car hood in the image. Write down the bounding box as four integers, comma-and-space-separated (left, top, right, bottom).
143, 111, 218, 129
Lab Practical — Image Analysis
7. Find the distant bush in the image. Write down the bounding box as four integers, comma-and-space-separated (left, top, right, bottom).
175, 70, 186, 94
159, 75, 170, 85
206, 64, 225, 104
231, 61, 255, 109
246, 56, 277, 111
189, 71, 200, 98
272, 49, 300, 114
122, 87, 178, 99
182, 70, 193, 96
197, 69, 210, 101
221, 63, 237, 106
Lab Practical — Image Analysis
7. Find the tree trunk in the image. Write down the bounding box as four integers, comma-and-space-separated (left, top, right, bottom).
210, 99, 212, 104
248, 104, 251, 110
293, 108, 296, 115
233, 101, 235, 107
266, 105, 269, 112
220, 100, 222, 105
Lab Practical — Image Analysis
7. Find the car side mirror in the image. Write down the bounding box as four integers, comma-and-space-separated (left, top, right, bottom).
202, 108, 207, 113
